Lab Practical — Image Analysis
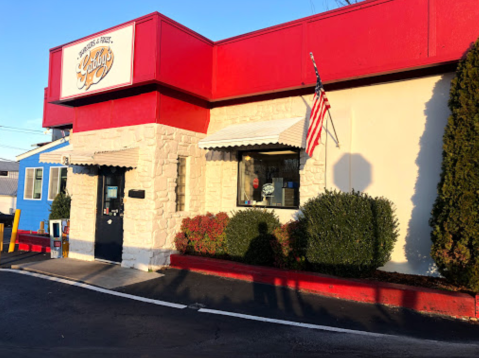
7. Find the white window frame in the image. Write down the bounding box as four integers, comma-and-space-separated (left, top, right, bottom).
48, 166, 68, 201
24, 167, 44, 201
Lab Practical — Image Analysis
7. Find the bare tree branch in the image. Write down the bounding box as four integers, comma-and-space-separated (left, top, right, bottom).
335, 0, 361, 6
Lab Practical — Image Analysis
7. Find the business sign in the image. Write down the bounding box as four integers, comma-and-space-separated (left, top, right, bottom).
60, 23, 135, 100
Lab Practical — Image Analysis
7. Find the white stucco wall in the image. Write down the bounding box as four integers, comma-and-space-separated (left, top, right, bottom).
324, 74, 453, 275
207, 73, 453, 276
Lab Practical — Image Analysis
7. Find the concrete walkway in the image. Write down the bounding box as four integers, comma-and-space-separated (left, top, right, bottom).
12, 258, 163, 289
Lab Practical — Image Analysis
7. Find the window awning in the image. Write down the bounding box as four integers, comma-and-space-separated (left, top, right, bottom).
39, 145, 139, 168
198, 117, 307, 150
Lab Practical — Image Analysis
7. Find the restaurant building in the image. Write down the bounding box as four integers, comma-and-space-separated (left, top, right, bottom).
40, 0, 479, 274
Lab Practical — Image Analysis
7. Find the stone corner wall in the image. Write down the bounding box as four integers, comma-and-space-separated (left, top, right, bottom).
68, 123, 206, 271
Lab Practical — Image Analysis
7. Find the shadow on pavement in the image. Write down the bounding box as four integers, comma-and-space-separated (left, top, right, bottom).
117, 267, 479, 343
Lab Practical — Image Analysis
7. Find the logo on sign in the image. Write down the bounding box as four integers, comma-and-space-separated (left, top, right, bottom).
76, 37, 115, 91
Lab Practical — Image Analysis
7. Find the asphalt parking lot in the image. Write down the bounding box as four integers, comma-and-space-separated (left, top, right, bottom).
1, 269, 479, 358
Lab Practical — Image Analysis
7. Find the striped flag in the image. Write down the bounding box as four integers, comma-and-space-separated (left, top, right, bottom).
305, 70, 330, 157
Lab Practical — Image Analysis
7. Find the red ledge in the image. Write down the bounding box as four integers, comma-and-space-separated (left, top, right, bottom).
170, 254, 478, 319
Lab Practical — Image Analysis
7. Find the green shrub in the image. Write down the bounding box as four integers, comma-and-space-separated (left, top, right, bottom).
226, 208, 280, 266
430, 38, 479, 291
271, 221, 306, 270
174, 212, 229, 257
49, 192, 71, 221
301, 189, 398, 277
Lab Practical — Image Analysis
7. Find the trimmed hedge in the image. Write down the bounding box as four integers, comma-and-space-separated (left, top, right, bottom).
174, 212, 229, 257
301, 190, 398, 277
226, 208, 280, 266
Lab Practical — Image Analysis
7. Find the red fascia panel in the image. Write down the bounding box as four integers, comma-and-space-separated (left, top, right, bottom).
43, 88, 75, 128
47, 50, 62, 103
159, 89, 210, 133
74, 101, 112, 132
158, 20, 214, 99
213, 0, 431, 99
212, 0, 479, 100
74, 91, 158, 132
214, 24, 303, 99
111, 91, 158, 128
304, 0, 429, 85
70, 87, 208, 133
133, 16, 159, 83
434, 0, 479, 59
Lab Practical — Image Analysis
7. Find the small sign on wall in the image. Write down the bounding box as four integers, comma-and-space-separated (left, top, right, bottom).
60, 23, 135, 100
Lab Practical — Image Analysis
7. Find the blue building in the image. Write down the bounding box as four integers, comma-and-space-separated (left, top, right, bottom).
16, 137, 70, 232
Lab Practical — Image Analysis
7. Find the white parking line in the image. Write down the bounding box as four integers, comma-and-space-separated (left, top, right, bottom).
198, 308, 388, 337
0, 268, 187, 309
1, 268, 389, 338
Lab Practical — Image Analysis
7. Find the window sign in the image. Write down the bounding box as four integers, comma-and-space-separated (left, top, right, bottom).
106, 186, 118, 199
237, 150, 300, 208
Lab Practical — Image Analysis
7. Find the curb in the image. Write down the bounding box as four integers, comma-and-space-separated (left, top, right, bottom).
170, 254, 479, 319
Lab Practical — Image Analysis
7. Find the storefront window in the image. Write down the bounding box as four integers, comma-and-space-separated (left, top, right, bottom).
237, 150, 300, 209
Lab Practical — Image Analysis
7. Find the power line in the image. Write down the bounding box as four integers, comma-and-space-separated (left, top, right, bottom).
0, 144, 29, 151
0, 125, 47, 134
310, 0, 316, 14
0, 157, 17, 162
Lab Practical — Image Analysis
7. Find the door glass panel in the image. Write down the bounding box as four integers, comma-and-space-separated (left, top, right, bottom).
101, 171, 123, 216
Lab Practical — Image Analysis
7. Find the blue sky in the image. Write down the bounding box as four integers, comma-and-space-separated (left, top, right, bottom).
0, 0, 344, 161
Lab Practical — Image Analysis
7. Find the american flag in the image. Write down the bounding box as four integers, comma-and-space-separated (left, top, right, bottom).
305, 67, 330, 157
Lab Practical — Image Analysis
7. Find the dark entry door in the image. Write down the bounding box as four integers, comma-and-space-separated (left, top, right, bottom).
95, 167, 125, 263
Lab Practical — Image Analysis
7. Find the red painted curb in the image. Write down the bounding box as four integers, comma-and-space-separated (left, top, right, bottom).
170, 254, 476, 319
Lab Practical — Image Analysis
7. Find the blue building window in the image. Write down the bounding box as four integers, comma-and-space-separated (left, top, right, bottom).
48, 167, 68, 200
24, 168, 43, 200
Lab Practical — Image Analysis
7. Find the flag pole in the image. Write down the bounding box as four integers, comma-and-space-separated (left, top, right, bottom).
309, 52, 340, 148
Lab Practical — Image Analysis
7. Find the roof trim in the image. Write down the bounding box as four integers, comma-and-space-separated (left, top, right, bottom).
16, 137, 70, 162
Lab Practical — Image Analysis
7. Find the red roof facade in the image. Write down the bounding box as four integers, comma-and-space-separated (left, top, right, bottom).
43, 0, 479, 132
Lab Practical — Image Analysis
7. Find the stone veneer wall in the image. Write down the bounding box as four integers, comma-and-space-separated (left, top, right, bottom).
68, 123, 206, 271
206, 96, 324, 223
